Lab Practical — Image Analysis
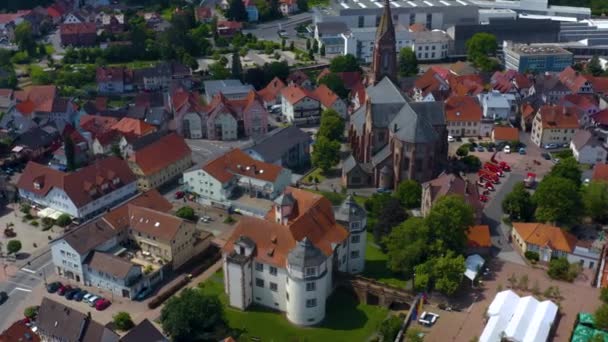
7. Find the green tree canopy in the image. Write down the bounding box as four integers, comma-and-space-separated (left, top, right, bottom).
502, 182, 535, 221
549, 157, 582, 187
414, 251, 465, 295
426, 195, 474, 254
226, 0, 248, 22
208, 61, 231, 80
55, 213, 72, 227
161, 289, 227, 342
64, 135, 76, 171
176, 206, 196, 221
394, 180, 421, 209
601, 287, 608, 303
311, 136, 340, 173
113, 312, 134, 331
384, 217, 430, 276
231, 50, 243, 80
14, 21, 36, 55
329, 54, 361, 73
379, 315, 402, 342
7, 240, 21, 255
583, 181, 608, 222
317, 108, 345, 141
398, 47, 419, 77
373, 197, 407, 246
596, 304, 608, 330
533, 176, 582, 225
587, 55, 604, 76
318, 73, 349, 99
465, 33, 498, 71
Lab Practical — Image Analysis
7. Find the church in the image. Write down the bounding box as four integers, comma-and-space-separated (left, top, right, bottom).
343, 0, 448, 189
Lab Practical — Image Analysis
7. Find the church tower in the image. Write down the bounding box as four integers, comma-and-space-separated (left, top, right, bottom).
370, 0, 397, 85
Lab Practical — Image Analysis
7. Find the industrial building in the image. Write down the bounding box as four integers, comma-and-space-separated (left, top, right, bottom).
504, 42, 573, 73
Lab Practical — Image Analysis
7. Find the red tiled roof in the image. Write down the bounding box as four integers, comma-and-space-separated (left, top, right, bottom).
202, 148, 284, 183
128, 205, 185, 242
512, 222, 577, 253
444, 96, 482, 122
47, 6, 62, 18
467, 225, 491, 248
80, 115, 119, 138
585, 75, 608, 94
0, 319, 41, 342
591, 109, 608, 126
287, 70, 310, 85
0, 88, 13, 97
492, 127, 519, 141
312, 84, 340, 108
559, 66, 590, 93
592, 163, 608, 183
17, 157, 136, 207
14, 85, 57, 114
129, 133, 191, 176
521, 103, 536, 120
448, 74, 485, 96
257, 77, 286, 103
414, 68, 449, 98
102, 189, 172, 230
560, 93, 598, 111
217, 20, 242, 30
60, 22, 97, 35
0, 10, 31, 24
537, 105, 579, 129
280, 84, 317, 105
409, 23, 427, 32
111, 117, 156, 137
195, 6, 212, 19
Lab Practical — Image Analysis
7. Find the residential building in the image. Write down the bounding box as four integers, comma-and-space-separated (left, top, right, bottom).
60, 22, 97, 46
36, 298, 119, 342
195, 6, 213, 23
11, 126, 60, 160
492, 126, 519, 143
342, 25, 412, 63
316, 69, 362, 92
478, 91, 515, 120
592, 163, 608, 182
222, 188, 365, 325
286, 71, 312, 89
0, 88, 15, 114
444, 95, 483, 137
559, 93, 599, 127
528, 73, 571, 103
183, 149, 292, 207
313, 84, 347, 118
411, 66, 450, 102
479, 290, 558, 342
570, 130, 607, 165
217, 20, 242, 37
559, 67, 594, 94
204, 79, 254, 102
491, 70, 532, 97
530, 105, 579, 147
245, 125, 311, 169
257, 77, 287, 108
0, 10, 39, 43
279, 0, 298, 15
133, 61, 192, 91
17, 156, 138, 219
466, 225, 492, 256
111, 117, 157, 138
280, 84, 321, 125
205, 91, 269, 140
315, 22, 348, 55
448, 74, 485, 97
169, 88, 206, 139
503, 42, 573, 73
0, 319, 40, 342
121, 319, 168, 342
345, 78, 448, 188
421, 172, 483, 223
411, 30, 450, 61
512, 222, 601, 268
127, 133, 192, 191
96, 66, 134, 94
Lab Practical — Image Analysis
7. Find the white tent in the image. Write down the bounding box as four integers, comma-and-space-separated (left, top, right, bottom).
480, 290, 520, 342
487, 289, 520, 316
464, 254, 485, 281
522, 300, 558, 342
504, 296, 539, 341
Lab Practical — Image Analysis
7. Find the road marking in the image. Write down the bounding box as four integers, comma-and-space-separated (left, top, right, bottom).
9, 287, 32, 295
35, 261, 53, 271
5, 281, 32, 288
20, 268, 36, 274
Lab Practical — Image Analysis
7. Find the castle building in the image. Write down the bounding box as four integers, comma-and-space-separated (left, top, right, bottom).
222, 189, 367, 326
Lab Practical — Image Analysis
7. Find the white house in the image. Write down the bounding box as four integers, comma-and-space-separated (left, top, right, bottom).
411, 30, 451, 62
17, 157, 138, 219
313, 84, 347, 118
280, 84, 321, 125
222, 189, 366, 326
478, 91, 514, 120
570, 130, 608, 165
183, 149, 292, 207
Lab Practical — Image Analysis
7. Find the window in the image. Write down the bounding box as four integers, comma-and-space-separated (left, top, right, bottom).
351, 222, 360, 229
306, 298, 317, 308
270, 282, 278, 292
286, 292, 290, 301
351, 251, 360, 259
351, 234, 360, 243
255, 263, 263, 271
269, 266, 277, 276
255, 278, 264, 287
305, 267, 316, 277
306, 282, 316, 291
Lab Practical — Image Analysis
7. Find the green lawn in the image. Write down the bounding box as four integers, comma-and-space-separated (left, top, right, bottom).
362, 232, 409, 289
305, 168, 327, 183
199, 271, 388, 342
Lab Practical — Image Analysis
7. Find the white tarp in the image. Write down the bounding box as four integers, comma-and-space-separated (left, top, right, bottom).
504, 296, 539, 341
37, 208, 64, 220
487, 289, 520, 316
522, 300, 558, 342
464, 254, 485, 281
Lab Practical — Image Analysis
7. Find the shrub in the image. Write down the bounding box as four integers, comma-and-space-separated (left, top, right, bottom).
462, 155, 481, 171
176, 206, 196, 221
31, 220, 39, 227
20, 203, 31, 214
7, 240, 21, 255
24, 213, 33, 220
379, 315, 402, 342
55, 214, 72, 227
41, 217, 54, 230
223, 215, 236, 224
113, 311, 134, 331
524, 251, 539, 261
24, 306, 38, 319
548, 258, 579, 282
456, 144, 470, 157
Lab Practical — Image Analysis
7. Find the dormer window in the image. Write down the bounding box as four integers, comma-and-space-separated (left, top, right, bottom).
305, 267, 316, 277
89, 188, 97, 196
33, 181, 42, 190
113, 177, 120, 185
101, 183, 109, 191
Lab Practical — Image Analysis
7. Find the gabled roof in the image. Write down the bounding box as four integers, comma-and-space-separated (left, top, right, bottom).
467, 225, 491, 248
560, 93, 598, 111
0, 10, 31, 24
14, 85, 57, 114
280, 84, 318, 105
312, 84, 340, 108
80, 114, 119, 138
585, 75, 608, 94
512, 222, 576, 253
449, 61, 478, 76
413, 67, 450, 98
423, 172, 482, 217
493, 127, 519, 141
17, 157, 136, 207
111, 117, 156, 137
0, 319, 41, 342
286, 70, 310, 86
96, 66, 132, 84
592, 163, 608, 182
559, 66, 591, 93
171, 89, 204, 113
448, 74, 484, 96
445, 96, 482, 122
84, 251, 137, 279
571, 130, 604, 150
60, 22, 96, 35
121, 319, 168, 342
591, 109, 608, 126
257, 77, 286, 103
202, 148, 284, 183
129, 133, 191, 176
128, 206, 186, 242
247, 125, 310, 163
537, 105, 579, 129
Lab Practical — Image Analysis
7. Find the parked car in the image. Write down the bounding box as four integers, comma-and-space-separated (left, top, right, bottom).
476, 146, 485, 152
544, 143, 558, 149
65, 288, 81, 300
174, 191, 185, 199
46, 281, 62, 294
87, 295, 100, 307
376, 188, 391, 194
95, 298, 111, 311
82, 293, 94, 303
0, 291, 7, 305
74, 290, 88, 301
418, 312, 439, 326
447, 135, 455, 143
518, 147, 526, 155
200, 215, 212, 223
58, 285, 72, 296
541, 152, 551, 160
135, 287, 153, 301
503, 145, 511, 154
479, 194, 489, 202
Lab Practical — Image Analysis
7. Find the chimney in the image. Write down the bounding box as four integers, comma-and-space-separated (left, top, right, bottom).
393, 123, 398, 131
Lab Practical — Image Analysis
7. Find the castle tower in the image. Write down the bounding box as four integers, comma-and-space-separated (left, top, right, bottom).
370, 0, 397, 85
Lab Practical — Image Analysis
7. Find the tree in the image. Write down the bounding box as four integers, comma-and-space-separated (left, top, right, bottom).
289, 41, 294, 51
317, 108, 345, 141
379, 315, 402, 342
55, 213, 72, 227
226, 0, 248, 22
318, 73, 349, 99
7, 240, 21, 255
14, 22, 36, 55
426, 195, 474, 254
329, 54, 361, 72
405, 329, 424, 342
374, 198, 407, 245
533, 176, 582, 225
320, 44, 325, 57
596, 304, 608, 330
398, 47, 419, 77
231, 51, 243, 80
583, 181, 608, 222
64, 135, 76, 171
465, 33, 497, 71
281, 38, 286, 50
384, 217, 430, 276
176, 206, 196, 221
547, 257, 571, 280
587, 55, 604, 76
461, 155, 481, 172
208, 61, 231, 80
549, 157, 582, 187
24, 306, 38, 319
297, 0, 309, 11
161, 289, 227, 342
601, 287, 608, 303
312, 39, 319, 53
502, 182, 535, 221
432, 252, 466, 295
311, 136, 340, 173
113, 312, 134, 331
306, 38, 311, 50
394, 180, 421, 209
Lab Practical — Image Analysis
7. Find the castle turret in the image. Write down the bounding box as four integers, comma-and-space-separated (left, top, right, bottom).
273, 192, 295, 225
334, 195, 367, 274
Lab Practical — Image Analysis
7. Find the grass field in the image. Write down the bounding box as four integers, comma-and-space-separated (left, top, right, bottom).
199, 271, 389, 342
362, 232, 409, 289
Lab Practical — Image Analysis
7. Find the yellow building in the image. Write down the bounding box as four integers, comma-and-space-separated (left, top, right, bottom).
530, 105, 579, 148
511, 222, 575, 263
128, 133, 192, 191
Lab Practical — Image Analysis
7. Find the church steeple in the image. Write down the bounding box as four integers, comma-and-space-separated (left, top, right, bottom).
370, 0, 397, 85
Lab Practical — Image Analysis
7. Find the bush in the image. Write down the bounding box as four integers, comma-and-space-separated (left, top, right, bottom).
41, 217, 54, 230
24, 306, 38, 319
7, 240, 21, 255
223, 215, 236, 224
20, 203, 31, 214
456, 144, 470, 157
55, 214, 72, 227
524, 251, 539, 262
548, 257, 579, 282
462, 155, 482, 172
31, 220, 39, 227
379, 315, 402, 342
176, 206, 196, 221
113, 312, 134, 331
24, 213, 33, 220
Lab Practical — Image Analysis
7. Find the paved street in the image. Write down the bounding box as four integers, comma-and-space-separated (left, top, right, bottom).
243, 12, 312, 42
185, 138, 252, 165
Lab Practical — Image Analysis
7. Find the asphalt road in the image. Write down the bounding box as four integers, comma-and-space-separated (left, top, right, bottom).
0, 251, 54, 330
186, 138, 252, 165
243, 12, 312, 42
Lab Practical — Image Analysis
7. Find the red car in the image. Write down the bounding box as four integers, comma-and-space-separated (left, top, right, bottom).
58, 285, 72, 296
95, 298, 111, 311
484, 182, 495, 191
479, 194, 489, 202
174, 191, 185, 199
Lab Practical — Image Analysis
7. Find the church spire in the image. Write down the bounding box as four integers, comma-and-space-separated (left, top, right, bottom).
370, 0, 397, 85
